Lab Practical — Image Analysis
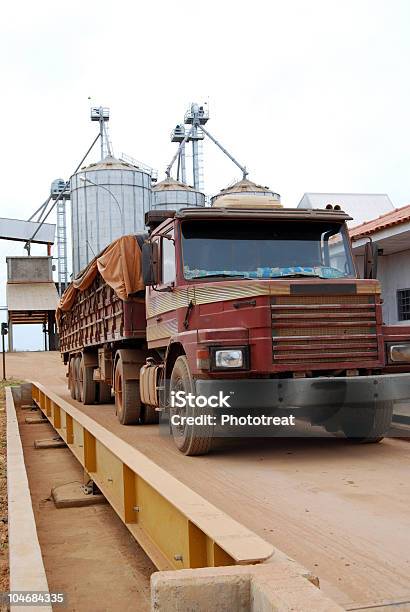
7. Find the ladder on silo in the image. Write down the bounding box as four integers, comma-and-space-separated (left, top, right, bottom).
102, 120, 114, 158
197, 139, 205, 192
56, 200, 68, 295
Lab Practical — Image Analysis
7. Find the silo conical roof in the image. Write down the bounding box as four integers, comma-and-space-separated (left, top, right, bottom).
152, 177, 198, 193
79, 155, 142, 172
152, 177, 206, 211
211, 178, 281, 208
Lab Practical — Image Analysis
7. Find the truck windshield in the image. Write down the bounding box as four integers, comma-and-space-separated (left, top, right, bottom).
181, 219, 355, 280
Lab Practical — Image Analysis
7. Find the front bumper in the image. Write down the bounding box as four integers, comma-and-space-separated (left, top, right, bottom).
194, 373, 410, 409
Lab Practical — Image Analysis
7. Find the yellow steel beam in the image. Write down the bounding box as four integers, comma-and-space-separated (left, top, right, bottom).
31, 382, 274, 571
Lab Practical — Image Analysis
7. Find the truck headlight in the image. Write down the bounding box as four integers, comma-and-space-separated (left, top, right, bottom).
389, 344, 410, 363
211, 347, 249, 370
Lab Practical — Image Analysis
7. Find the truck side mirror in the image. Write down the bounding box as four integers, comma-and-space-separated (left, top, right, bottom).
142, 241, 159, 286
364, 240, 378, 279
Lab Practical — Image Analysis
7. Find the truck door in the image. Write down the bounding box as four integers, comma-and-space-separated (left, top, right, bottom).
146, 228, 177, 348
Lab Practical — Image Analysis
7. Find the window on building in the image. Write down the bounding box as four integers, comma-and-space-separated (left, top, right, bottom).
397, 289, 410, 321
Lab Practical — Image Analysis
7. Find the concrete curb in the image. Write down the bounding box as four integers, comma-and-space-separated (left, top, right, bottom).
6, 384, 52, 612
151, 556, 344, 611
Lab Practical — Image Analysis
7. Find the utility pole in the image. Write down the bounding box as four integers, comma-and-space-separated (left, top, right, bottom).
1, 322, 8, 381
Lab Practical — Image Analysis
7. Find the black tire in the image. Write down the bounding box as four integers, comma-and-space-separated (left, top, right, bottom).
114, 359, 142, 425
141, 405, 159, 424
73, 356, 82, 402
79, 357, 97, 405
341, 401, 393, 443
68, 358, 76, 400
169, 356, 213, 456
98, 381, 112, 404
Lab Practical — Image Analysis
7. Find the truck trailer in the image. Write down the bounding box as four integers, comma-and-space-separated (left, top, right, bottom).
58, 200, 410, 455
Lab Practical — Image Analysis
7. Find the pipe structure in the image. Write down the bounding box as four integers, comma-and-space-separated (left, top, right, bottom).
25, 132, 101, 250
200, 124, 248, 179
166, 126, 194, 179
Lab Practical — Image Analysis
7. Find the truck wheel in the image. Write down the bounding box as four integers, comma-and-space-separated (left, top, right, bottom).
114, 359, 141, 425
341, 401, 393, 443
141, 405, 159, 424
68, 358, 76, 400
73, 356, 82, 402
98, 382, 112, 404
79, 357, 97, 405
169, 356, 213, 456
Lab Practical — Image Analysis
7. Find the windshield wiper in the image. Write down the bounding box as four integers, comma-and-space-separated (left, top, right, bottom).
268, 273, 321, 278
190, 273, 247, 280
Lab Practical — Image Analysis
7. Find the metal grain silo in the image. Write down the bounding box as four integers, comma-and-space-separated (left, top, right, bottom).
70, 155, 152, 275
152, 178, 206, 211
211, 178, 281, 208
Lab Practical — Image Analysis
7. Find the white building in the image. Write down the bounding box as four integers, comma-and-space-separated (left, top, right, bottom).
298, 193, 410, 326
298, 192, 395, 226
349, 205, 410, 326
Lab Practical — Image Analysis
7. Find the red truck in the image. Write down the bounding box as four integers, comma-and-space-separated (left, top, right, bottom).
58, 202, 410, 455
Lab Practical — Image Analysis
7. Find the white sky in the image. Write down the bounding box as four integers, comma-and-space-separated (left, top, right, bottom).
1, 0, 410, 349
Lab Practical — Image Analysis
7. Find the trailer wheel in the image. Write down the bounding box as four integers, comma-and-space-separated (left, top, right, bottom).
79, 356, 97, 405
114, 359, 141, 425
73, 356, 82, 402
169, 356, 213, 456
341, 401, 393, 443
68, 358, 76, 400
141, 405, 159, 424
98, 382, 112, 404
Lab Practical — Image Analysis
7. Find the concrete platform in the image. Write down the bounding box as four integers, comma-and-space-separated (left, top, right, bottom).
152, 561, 343, 611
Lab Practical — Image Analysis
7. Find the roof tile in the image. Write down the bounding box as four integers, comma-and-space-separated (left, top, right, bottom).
349, 204, 410, 240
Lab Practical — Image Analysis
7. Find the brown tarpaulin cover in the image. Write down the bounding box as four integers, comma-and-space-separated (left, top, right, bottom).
56, 235, 144, 323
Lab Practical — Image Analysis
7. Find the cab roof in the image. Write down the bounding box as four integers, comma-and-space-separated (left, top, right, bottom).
146, 207, 352, 235
174, 207, 352, 222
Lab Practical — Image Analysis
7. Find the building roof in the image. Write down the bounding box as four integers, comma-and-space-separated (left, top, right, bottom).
349, 204, 410, 240
7, 282, 59, 313
0, 217, 55, 245
298, 193, 395, 226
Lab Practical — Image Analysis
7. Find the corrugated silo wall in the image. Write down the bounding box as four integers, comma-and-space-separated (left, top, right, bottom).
70, 166, 151, 276
152, 189, 206, 210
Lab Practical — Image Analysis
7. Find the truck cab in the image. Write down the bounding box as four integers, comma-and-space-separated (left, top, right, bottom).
142, 205, 410, 454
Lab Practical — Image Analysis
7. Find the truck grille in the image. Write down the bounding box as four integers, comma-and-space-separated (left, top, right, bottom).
271, 295, 379, 365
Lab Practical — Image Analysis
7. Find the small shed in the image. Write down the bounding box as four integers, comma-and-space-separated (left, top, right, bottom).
6, 256, 59, 350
